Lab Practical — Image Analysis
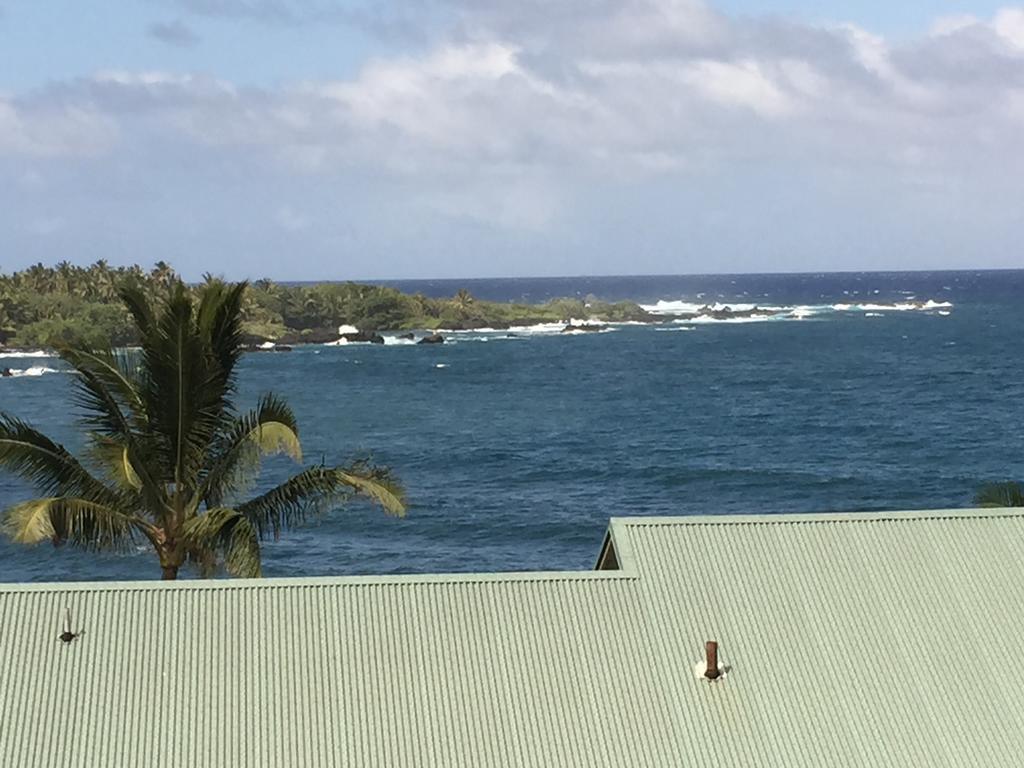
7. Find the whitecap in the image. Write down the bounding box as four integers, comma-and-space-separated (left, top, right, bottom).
6, 366, 59, 377
324, 337, 378, 346
0, 350, 52, 359
788, 307, 818, 319
509, 323, 565, 334
382, 336, 416, 346
639, 300, 708, 315
833, 299, 952, 312
642, 300, 772, 315
435, 363, 449, 368
561, 327, 617, 335
685, 315, 775, 324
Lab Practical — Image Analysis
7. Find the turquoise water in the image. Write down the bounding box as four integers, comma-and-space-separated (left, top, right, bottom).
1, 270, 1022, 581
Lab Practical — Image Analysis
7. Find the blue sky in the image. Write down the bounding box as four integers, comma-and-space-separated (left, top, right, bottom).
1, 1, 1013, 88
1, 1, 1023, 279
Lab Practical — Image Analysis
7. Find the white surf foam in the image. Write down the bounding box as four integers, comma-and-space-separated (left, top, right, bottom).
788, 307, 818, 319
685, 315, 775, 324
833, 299, 953, 312
640, 300, 707, 315
6, 366, 59, 377
641, 300, 771, 315
641, 300, 828, 322
561, 327, 617, 335
0, 350, 52, 359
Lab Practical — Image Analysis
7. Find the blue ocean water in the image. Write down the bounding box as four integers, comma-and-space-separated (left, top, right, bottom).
1, 270, 1022, 582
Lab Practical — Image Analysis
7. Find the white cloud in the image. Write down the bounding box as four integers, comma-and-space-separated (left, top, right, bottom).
0, 98, 117, 157
683, 59, 796, 117
8, 5, 1023, 177
994, 8, 1024, 48
929, 14, 980, 37
4, 2, 1024, 274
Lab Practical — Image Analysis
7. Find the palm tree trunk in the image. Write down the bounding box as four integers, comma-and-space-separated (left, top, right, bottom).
161, 564, 179, 580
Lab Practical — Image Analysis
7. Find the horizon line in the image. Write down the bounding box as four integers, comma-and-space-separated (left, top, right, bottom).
291, 266, 1024, 284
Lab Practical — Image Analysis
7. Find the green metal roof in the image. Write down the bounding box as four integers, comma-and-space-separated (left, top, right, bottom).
2, 508, 1023, 766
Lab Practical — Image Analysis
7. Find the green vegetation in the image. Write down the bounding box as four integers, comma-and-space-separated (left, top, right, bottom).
0, 279, 405, 579
975, 482, 1024, 507
0, 261, 653, 348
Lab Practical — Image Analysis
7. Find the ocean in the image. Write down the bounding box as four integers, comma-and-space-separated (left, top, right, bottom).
1, 270, 1022, 582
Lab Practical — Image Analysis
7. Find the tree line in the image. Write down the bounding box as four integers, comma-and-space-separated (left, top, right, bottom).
0, 261, 651, 348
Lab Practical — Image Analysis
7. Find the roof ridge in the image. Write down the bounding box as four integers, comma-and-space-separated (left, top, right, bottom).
0, 567, 638, 594
613, 508, 1024, 527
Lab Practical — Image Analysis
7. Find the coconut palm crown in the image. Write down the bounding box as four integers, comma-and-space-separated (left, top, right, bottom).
0, 279, 405, 579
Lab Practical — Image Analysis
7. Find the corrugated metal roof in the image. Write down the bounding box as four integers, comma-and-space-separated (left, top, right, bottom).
2, 508, 1023, 766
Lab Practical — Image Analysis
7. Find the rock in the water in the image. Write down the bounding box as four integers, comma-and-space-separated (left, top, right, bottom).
1, 368, 12, 377
277, 327, 343, 346
698, 305, 775, 320
341, 331, 385, 345
398, 332, 416, 341
417, 333, 445, 345
562, 324, 604, 333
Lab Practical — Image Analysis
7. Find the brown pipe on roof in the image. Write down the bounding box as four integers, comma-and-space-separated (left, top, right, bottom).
705, 641, 720, 680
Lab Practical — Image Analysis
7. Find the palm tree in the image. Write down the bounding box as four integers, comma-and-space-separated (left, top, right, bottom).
454, 288, 474, 310
975, 482, 1024, 507
0, 279, 405, 579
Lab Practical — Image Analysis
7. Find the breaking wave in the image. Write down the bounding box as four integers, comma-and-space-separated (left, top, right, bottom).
641, 298, 953, 323
3, 366, 60, 378
0, 350, 53, 359
831, 300, 953, 312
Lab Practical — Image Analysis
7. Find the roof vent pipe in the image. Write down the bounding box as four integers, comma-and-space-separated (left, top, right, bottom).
704, 641, 720, 681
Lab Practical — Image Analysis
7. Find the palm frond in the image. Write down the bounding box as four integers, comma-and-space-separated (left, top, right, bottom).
137, 282, 227, 492
201, 394, 302, 507
2, 497, 139, 551
198, 279, 247, 386
58, 346, 167, 515
237, 463, 406, 540
89, 435, 144, 491
336, 467, 406, 517
118, 282, 157, 342
61, 346, 144, 411
236, 467, 343, 539
0, 414, 121, 504
975, 482, 1024, 508
183, 507, 261, 578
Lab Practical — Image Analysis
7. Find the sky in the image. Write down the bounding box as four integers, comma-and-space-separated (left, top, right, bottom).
1, 1, 1022, 279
